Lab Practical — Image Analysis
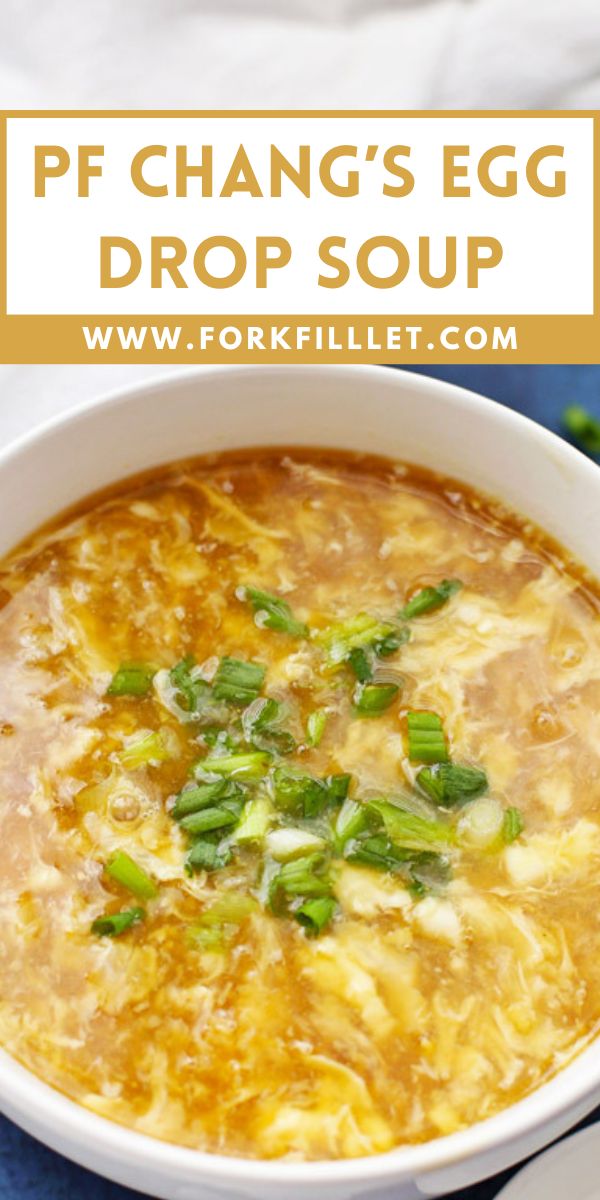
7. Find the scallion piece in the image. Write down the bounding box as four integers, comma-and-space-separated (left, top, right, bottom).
179, 806, 240, 836
212, 657, 266, 706
186, 839, 232, 873
172, 780, 241, 820
502, 806, 525, 843
315, 612, 400, 669
354, 681, 399, 716
334, 797, 369, 848
295, 896, 337, 937
367, 798, 454, 850
105, 851, 158, 900
400, 579, 462, 620
233, 794, 272, 843
406, 711, 449, 763
306, 708, 328, 748
169, 655, 213, 716
242, 697, 296, 755
107, 663, 156, 698
197, 751, 271, 781
119, 730, 171, 770
348, 647, 373, 682
91, 907, 145, 937
562, 405, 600, 456
326, 773, 351, 804
269, 852, 332, 902
238, 586, 309, 637
272, 766, 328, 818
417, 763, 488, 807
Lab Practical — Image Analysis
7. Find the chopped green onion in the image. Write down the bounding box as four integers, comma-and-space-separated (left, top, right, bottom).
186, 839, 232, 873
375, 628, 410, 656
458, 796, 504, 849
503, 806, 525, 843
272, 766, 328, 818
367, 798, 454, 850
169, 656, 213, 716
417, 763, 488, 807
238, 586, 309, 637
406, 711, 449, 763
179, 806, 240, 836
242, 697, 296, 755
348, 647, 373, 682
295, 896, 337, 937
315, 612, 400, 669
212, 656, 266, 706
326, 774, 351, 804
199, 893, 258, 924
269, 853, 332, 906
345, 835, 450, 895
233, 794, 272, 843
562, 405, 600, 456
107, 663, 156, 698
345, 834, 415, 871
266, 827, 326, 861
91, 907, 145, 937
334, 797, 369, 848
119, 730, 171, 770
197, 751, 271, 781
106, 851, 158, 900
354, 681, 399, 716
188, 892, 257, 952
188, 924, 226, 952
306, 708, 328, 748
172, 780, 242, 820
400, 579, 462, 620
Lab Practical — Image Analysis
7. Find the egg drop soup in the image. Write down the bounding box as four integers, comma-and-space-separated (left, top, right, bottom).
1, 448, 600, 1161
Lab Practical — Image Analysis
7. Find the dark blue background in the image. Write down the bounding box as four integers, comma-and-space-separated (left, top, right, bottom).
2, 365, 600, 1200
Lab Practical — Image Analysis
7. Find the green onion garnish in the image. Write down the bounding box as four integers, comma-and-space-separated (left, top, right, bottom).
326, 773, 351, 804
179, 805, 241, 836
348, 647, 373, 682
367, 798, 453, 850
105, 851, 158, 900
400, 579, 462, 620
119, 730, 171, 769
169, 655, 212, 715
272, 766, 328, 818
406, 711, 449, 763
295, 896, 337, 937
197, 751, 271, 781
334, 797, 369, 849
212, 657, 266, 706
345, 835, 450, 895
315, 613, 401, 669
354, 681, 399, 716
91, 907, 145, 937
502, 806, 525, 843
233, 794, 272, 843
172, 780, 242, 820
269, 852, 332, 904
417, 763, 488, 807
306, 708, 328, 748
562, 405, 600, 456
107, 663, 156, 698
238, 586, 309, 637
186, 840, 232, 873
242, 697, 296, 755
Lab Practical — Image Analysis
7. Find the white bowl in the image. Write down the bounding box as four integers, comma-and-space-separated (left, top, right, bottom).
1, 364, 600, 1200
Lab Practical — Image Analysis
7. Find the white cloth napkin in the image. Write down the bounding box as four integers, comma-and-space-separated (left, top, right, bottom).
0, 0, 599, 444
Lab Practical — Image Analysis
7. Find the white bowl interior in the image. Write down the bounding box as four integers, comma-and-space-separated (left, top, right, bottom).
1, 365, 600, 1200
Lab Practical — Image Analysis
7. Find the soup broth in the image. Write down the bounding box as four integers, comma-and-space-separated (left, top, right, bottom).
1, 448, 600, 1161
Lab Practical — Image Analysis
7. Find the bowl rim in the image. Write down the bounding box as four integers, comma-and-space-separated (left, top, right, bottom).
1, 362, 599, 1187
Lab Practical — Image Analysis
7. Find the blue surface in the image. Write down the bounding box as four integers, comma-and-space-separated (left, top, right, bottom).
2, 365, 600, 1200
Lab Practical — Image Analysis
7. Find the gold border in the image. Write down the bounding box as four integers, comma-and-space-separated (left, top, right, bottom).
0, 110, 598, 363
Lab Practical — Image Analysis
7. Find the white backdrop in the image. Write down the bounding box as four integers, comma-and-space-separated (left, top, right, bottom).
1, 0, 599, 444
